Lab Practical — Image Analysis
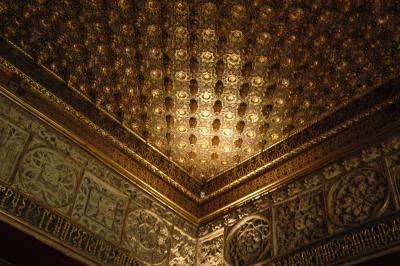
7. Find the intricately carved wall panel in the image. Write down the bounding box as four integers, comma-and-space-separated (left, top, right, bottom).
225, 214, 271, 265
275, 190, 327, 254
169, 227, 196, 266
198, 233, 224, 266
72, 171, 128, 244
17, 147, 80, 211
386, 150, 400, 201
327, 168, 389, 227
124, 209, 171, 264
0, 116, 29, 182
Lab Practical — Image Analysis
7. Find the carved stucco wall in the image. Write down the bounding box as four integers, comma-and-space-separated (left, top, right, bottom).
197, 133, 400, 265
0, 91, 197, 265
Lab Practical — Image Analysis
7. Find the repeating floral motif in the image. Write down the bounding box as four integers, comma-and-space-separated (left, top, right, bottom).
198, 234, 224, 266
275, 191, 327, 254
17, 147, 80, 210
72, 171, 128, 244
225, 215, 271, 266
328, 168, 389, 227
124, 209, 171, 264
0, 116, 29, 182
169, 227, 196, 266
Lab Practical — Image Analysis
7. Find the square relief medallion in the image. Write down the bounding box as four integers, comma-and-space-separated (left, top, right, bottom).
0, 115, 29, 183
72, 171, 128, 244
16, 146, 82, 214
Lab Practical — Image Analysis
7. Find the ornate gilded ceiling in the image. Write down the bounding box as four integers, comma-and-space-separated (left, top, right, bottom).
1, 0, 399, 181
0, 0, 399, 222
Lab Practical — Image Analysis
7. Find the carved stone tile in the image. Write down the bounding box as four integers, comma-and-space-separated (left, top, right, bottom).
16, 147, 81, 213
275, 190, 327, 254
198, 234, 224, 266
385, 151, 400, 201
225, 214, 271, 266
327, 168, 389, 228
0, 115, 29, 182
169, 227, 196, 266
72, 171, 128, 244
123, 208, 171, 265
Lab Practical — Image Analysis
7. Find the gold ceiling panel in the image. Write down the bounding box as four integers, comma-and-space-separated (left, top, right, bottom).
0, 0, 399, 181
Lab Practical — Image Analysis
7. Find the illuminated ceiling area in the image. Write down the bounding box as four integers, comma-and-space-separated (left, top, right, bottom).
1, 0, 399, 182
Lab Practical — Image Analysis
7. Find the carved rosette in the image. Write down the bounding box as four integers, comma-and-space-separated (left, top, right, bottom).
124, 209, 171, 264
224, 215, 271, 266
328, 168, 389, 227
18, 147, 79, 208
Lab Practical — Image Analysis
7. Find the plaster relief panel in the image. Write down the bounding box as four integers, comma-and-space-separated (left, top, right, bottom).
275, 190, 327, 254
385, 151, 400, 203
0, 115, 29, 182
72, 171, 128, 244
16, 147, 80, 213
225, 214, 271, 266
169, 227, 196, 266
198, 233, 224, 266
327, 168, 389, 228
123, 208, 171, 265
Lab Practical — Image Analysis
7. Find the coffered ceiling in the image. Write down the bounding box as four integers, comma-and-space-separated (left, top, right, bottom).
0, 0, 399, 221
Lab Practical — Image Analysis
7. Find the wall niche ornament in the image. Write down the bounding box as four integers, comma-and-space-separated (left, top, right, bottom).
328, 168, 389, 227
124, 209, 171, 264
224, 214, 271, 266
18, 147, 80, 209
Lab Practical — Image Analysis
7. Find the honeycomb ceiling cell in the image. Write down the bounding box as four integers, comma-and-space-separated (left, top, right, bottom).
1, 0, 399, 180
